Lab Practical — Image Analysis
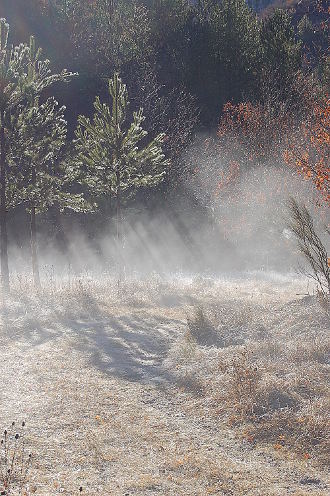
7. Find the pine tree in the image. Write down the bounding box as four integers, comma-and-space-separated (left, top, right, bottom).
261, 9, 302, 100
75, 73, 169, 265
0, 18, 74, 292
9, 97, 87, 288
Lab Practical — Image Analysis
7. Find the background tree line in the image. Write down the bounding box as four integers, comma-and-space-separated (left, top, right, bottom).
4, 0, 324, 128
0, 0, 328, 291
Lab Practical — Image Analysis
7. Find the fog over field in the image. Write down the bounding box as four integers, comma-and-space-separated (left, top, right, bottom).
9, 163, 328, 279
0, 1, 329, 495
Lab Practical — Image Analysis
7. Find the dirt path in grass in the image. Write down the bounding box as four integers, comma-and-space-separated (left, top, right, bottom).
0, 279, 329, 495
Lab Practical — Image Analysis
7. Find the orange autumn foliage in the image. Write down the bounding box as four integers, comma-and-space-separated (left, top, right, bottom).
284, 96, 329, 204
217, 94, 329, 205
218, 101, 292, 168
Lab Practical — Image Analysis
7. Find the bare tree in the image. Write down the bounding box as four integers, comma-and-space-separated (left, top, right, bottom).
288, 197, 329, 296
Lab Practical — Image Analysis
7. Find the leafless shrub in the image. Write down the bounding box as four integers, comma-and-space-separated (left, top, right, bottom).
0, 422, 32, 495
288, 197, 330, 296
224, 350, 261, 419
0, 423, 87, 495
219, 350, 329, 463
220, 351, 299, 420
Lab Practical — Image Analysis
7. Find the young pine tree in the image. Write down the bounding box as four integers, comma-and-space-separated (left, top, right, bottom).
0, 18, 74, 292
9, 97, 87, 288
75, 73, 169, 260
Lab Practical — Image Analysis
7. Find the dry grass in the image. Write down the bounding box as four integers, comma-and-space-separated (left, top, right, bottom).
167, 292, 330, 468
187, 306, 222, 346
0, 273, 329, 494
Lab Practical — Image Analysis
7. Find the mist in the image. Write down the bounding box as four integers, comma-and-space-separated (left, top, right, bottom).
8, 149, 328, 282
1, 2, 329, 493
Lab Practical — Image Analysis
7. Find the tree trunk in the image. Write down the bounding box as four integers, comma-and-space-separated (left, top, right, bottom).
116, 169, 124, 287
116, 172, 121, 245
30, 205, 40, 288
30, 166, 40, 288
0, 111, 9, 293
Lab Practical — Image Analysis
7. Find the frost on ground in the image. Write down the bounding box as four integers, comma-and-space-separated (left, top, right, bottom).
0, 274, 329, 495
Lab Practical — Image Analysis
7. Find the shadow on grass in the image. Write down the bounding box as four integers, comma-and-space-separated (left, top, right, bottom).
1, 291, 191, 390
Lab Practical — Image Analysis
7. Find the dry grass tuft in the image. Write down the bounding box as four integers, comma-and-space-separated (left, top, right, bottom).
168, 292, 330, 467
187, 306, 223, 347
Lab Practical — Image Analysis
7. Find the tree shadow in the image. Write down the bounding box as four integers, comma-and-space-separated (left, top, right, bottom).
1, 291, 188, 388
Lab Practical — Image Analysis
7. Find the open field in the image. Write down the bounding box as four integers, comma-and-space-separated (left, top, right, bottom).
0, 273, 329, 495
